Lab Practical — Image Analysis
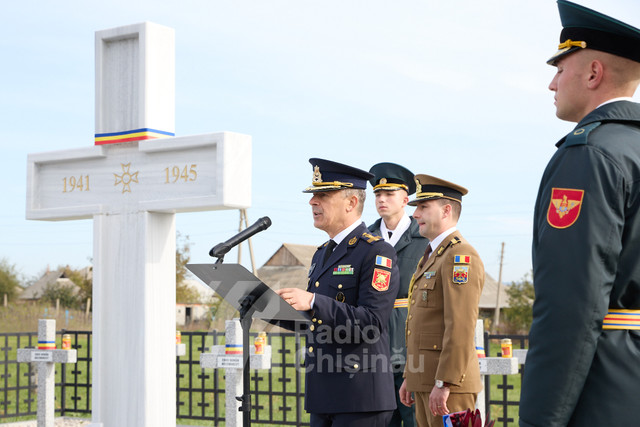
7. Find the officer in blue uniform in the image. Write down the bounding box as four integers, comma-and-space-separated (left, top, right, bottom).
519, 2, 640, 426
367, 163, 429, 427
277, 158, 400, 427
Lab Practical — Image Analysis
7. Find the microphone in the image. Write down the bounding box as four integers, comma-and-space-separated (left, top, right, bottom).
209, 216, 272, 258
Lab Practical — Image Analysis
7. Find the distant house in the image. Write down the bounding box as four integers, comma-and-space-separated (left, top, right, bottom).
256, 243, 317, 290
478, 273, 511, 317
176, 279, 216, 326
18, 268, 89, 303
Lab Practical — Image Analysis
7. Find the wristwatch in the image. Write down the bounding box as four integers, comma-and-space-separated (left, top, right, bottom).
435, 380, 446, 389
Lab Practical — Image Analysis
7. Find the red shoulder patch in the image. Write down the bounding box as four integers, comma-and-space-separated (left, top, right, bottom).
547, 188, 584, 229
372, 268, 391, 291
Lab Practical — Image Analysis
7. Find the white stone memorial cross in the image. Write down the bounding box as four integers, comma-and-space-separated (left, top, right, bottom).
17, 319, 78, 427
200, 318, 271, 427
25, 22, 251, 427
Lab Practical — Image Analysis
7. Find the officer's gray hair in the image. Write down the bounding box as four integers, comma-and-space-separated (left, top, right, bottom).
343, 188, 366, 215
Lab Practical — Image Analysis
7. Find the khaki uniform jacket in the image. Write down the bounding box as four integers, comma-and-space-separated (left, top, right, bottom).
404, 230, 484, 394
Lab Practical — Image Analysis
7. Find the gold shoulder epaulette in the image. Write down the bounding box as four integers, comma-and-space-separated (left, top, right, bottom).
362, 232, 382, 243
450, 237, 461, 246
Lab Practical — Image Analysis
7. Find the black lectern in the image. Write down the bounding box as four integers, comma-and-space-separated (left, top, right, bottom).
187, 263, 309, 427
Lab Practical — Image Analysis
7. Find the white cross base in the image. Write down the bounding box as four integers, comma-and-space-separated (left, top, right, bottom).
199, 319, 271, 427
17, 319, 77, 427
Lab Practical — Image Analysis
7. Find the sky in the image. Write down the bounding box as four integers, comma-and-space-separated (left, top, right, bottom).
2, 0, 640, 287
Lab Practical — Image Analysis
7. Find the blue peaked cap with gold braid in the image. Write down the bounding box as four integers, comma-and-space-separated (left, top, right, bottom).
303, 158, 373, 193
548, 0, 640, 65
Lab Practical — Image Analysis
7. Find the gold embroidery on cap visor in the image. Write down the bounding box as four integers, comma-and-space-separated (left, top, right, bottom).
414, 191, 465, 203
373, 183, 409, 191
304, 181, 355, 192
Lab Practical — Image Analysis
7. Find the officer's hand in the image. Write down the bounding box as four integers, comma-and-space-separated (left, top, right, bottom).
399, 379, 414, 407
429, 385, 450, 416
276, 288, 313, 311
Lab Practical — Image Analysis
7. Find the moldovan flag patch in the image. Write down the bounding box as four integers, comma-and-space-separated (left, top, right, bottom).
372, 268, 391, 291
547, 188, 584, 229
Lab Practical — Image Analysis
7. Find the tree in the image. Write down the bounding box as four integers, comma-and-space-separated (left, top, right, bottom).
0, 258, 21, 302
502, 272, 535, 334
62, 266, 93, 303
175, 232, 202, 304
176, 231, 191, 287
41, 282, 80, 309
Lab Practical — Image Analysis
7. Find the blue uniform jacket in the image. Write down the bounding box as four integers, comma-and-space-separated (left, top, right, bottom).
302, 222, 399, 414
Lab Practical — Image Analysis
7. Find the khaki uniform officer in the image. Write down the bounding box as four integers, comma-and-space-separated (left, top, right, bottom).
398, 175, 484, 427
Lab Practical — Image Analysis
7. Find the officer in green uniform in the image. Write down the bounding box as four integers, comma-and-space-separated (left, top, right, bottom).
367, 163, 429, 427
519, 2, 640, 426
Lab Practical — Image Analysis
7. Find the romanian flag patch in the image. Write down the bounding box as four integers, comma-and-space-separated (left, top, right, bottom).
454, 255, 470, 264
372, 268, 391, 291
375, 255, 392, 268
547, 188, 584, 229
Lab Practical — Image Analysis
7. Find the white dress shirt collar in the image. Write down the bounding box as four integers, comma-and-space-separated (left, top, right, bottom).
332, 218, 363, 246
428, 226, 457, 257
380, 214, 411, 246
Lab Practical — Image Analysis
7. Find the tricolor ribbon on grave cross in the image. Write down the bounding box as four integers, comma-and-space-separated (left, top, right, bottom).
225, 344, 243, 355
38, 340, 56, 350
95, 128, 175, 145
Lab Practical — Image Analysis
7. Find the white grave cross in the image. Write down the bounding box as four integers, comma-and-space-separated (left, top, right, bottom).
200, 319, 271, 427
17, 319, 77, 427
26, 22, 251, 427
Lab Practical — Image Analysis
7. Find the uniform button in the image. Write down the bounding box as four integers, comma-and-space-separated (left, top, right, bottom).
318, 320, 323, 324
338, 284, 343, 289
409, 314, 413, 319
411, 299, 415, 304
308, 346, 314, 353
353, 364, 359, 369
315, 281, 320, 288
312, 318, 317, 323
407, 330, 411, 335
310, 325, 315, 331
433, 345, 437, 349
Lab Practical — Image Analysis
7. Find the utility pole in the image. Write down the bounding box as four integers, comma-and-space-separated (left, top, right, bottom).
492, 242, 505, 333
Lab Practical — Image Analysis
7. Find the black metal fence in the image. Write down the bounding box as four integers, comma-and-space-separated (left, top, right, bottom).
483, 332, 528, 426
0, 330, 526, 426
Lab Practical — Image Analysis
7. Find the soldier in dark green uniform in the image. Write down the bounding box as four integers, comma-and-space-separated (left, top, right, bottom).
519, 2, 640, 426
367, 163, 429, 427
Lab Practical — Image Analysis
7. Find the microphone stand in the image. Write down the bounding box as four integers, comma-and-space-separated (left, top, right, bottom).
210, 255, 256, 427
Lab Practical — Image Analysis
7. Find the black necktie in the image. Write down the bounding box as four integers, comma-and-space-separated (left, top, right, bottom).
322, 240, 337, 266
388, 231, 393, 238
